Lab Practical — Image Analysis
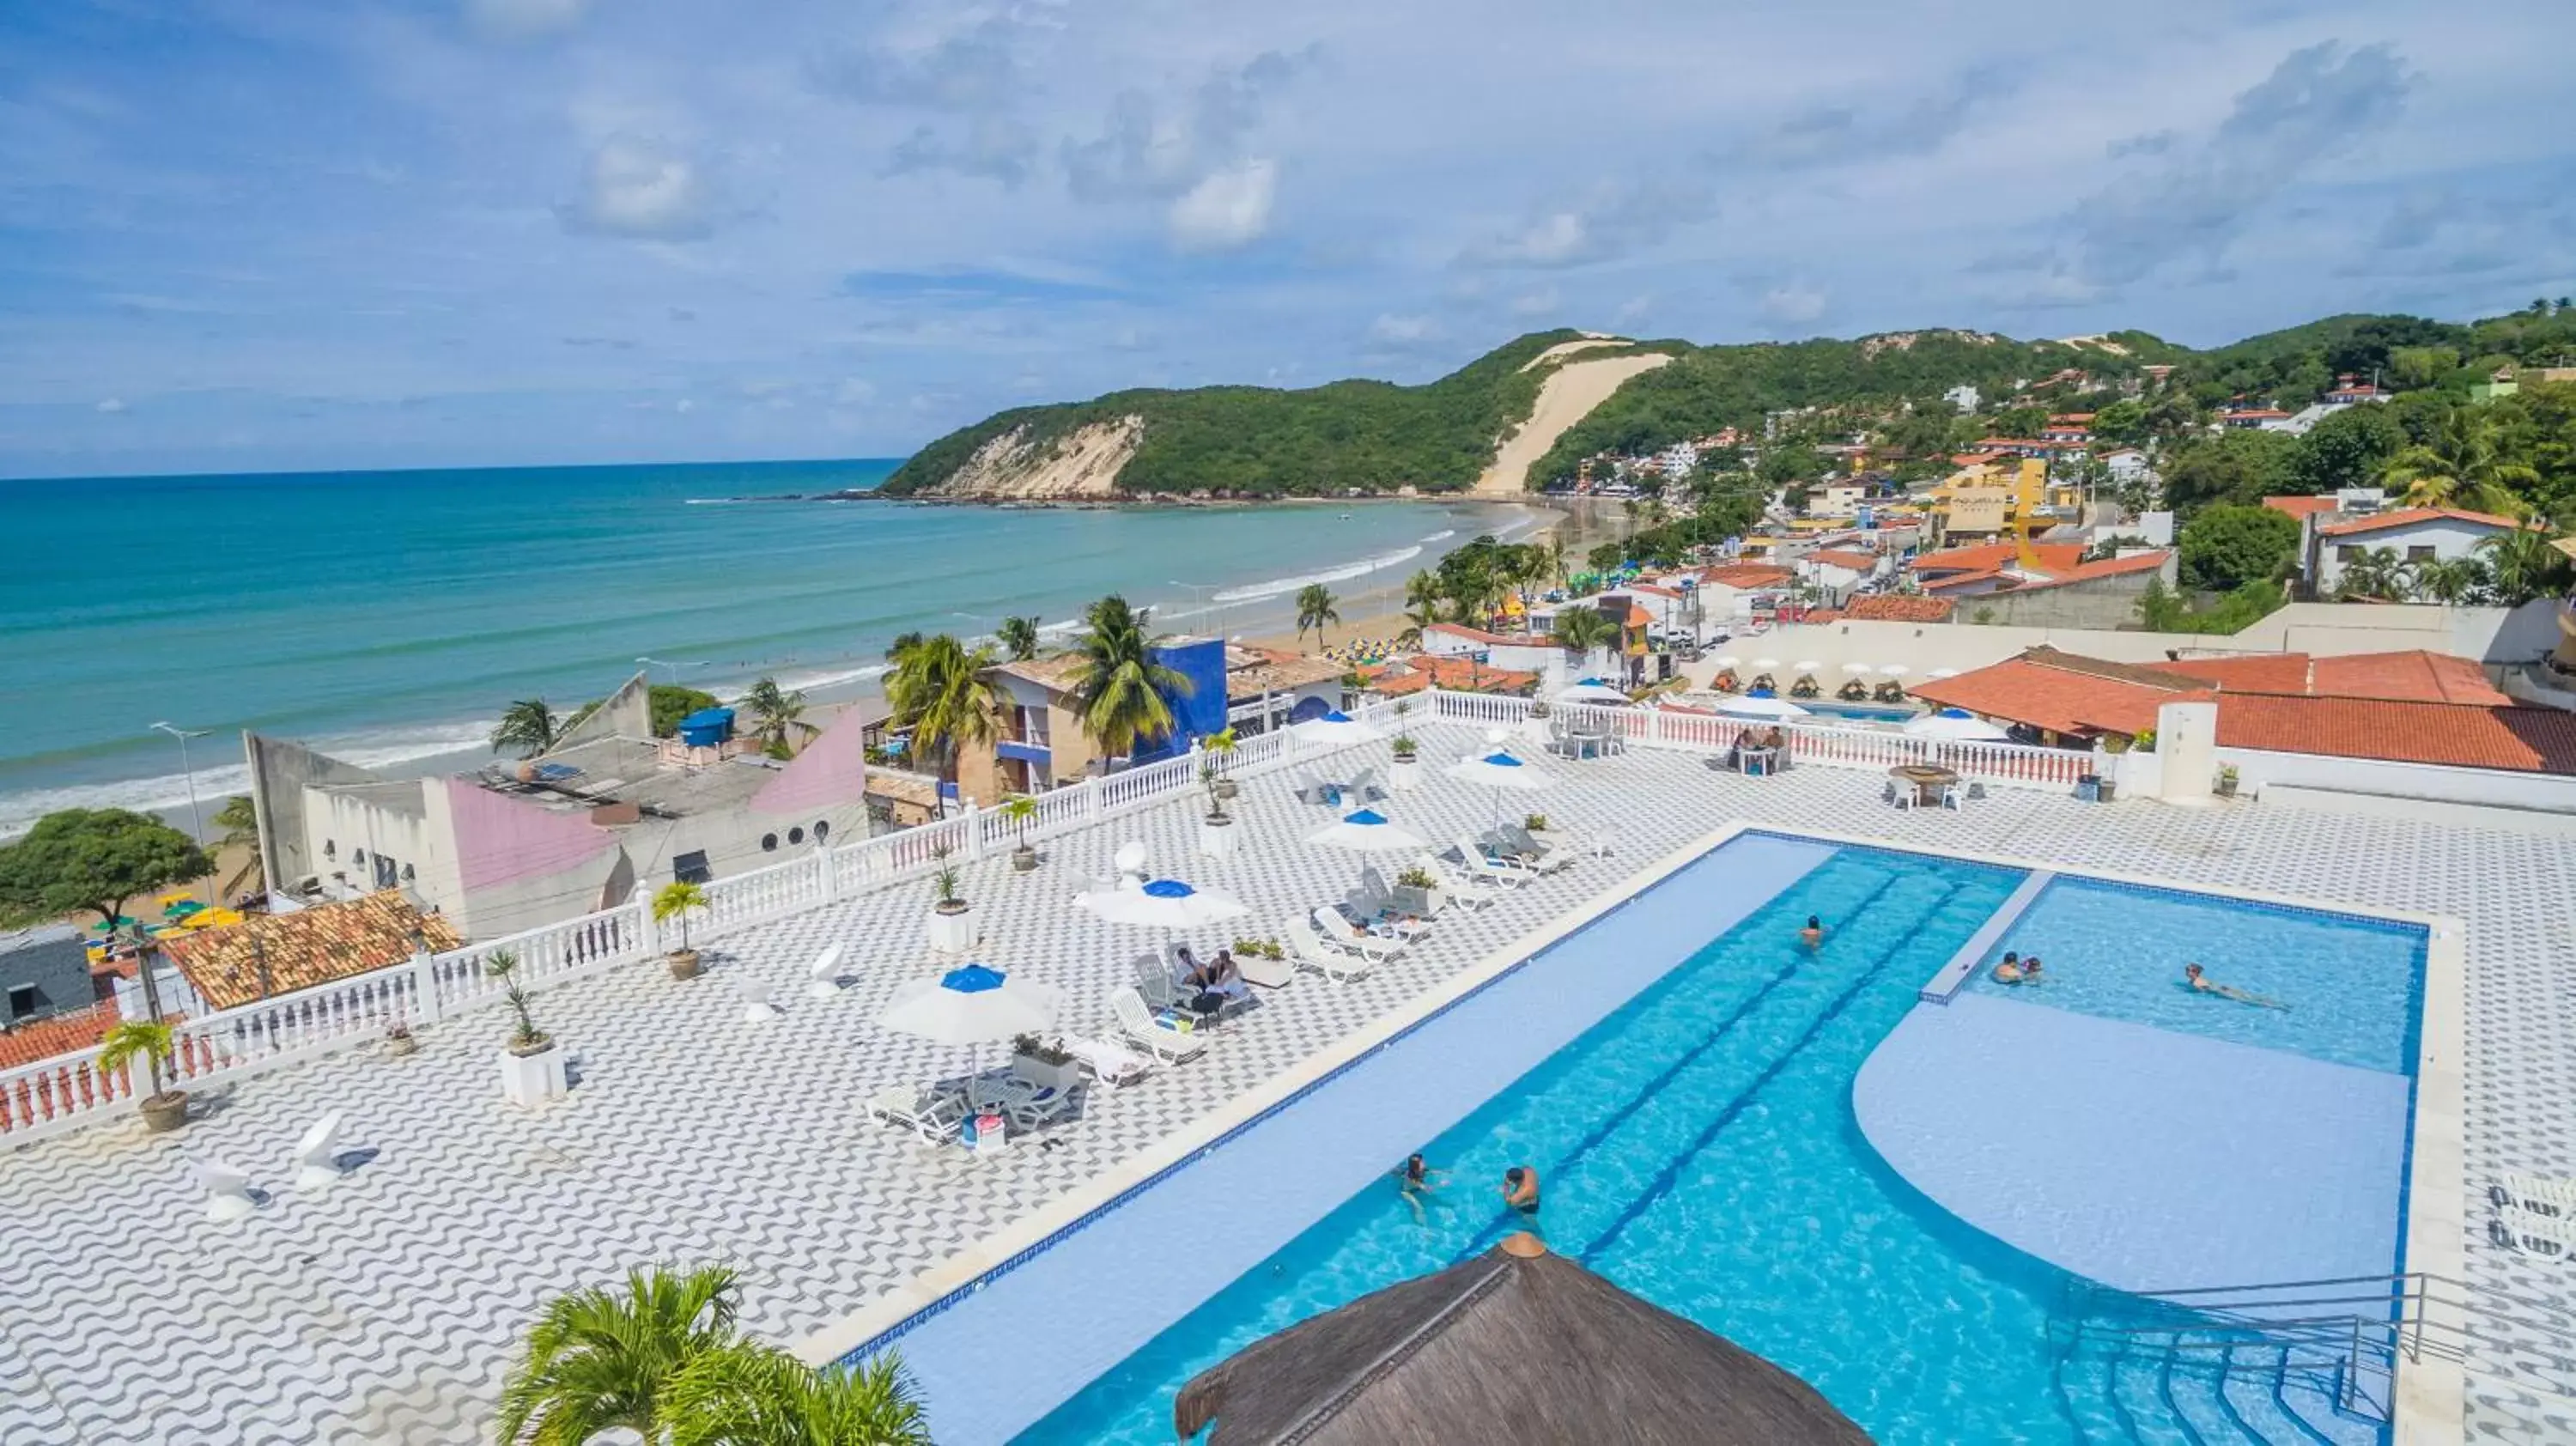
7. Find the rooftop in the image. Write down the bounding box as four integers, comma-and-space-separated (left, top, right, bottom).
1838, 593, 1957, 623
989, 653, 1092, 692
159, 891, 461, 1012
1223, 647, 1346, 700
2157, 650, 2511, 705
2316, 507, 2528, 538
4, 711, 2572, 1443
476, 735, 791, 819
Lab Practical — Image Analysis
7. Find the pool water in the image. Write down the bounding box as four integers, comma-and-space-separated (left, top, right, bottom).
1800, 699, 1919, 723
1959, 877, 2427, 1073
1025, 848, 2235, 1444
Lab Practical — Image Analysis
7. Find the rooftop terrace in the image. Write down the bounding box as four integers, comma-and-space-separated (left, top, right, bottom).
2, 698, 2572, 1443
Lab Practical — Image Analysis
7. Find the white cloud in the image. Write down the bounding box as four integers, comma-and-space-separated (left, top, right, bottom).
463, 0, 592, 44
1168, 159, 1276, 252
95, 398, 127, 414
557, 137, 717, 241
1482, 211, 1589, 266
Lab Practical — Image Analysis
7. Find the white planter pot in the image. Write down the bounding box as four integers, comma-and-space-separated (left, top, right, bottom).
1012, 1055, 1084, 1094
499, 1042, 568, 1109
926, 905, 975, 955
1388, 756, 1422, 791
1200, 816, 1238, 860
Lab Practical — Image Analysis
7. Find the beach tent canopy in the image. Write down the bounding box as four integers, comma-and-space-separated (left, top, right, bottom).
1176, 1235, 1872, 1446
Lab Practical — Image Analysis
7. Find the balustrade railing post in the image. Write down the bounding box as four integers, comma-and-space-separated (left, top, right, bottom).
961, 802, 985, 861
817, 842, 838, 902
408, 948, 442, 1027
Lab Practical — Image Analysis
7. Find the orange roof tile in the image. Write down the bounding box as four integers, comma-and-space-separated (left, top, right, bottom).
2215, 696, 2576, 774
1839, 594, 1956, 623
2003, 550, 2172, 592
1699, 564, 1795, 589
2316, 507, 2526, 538
0, 1001, 123, 1072
158, 891, 460, 1012
2309, 652, 2509, 705
2154, 654, 2317, 693
2262, 495, 2340, 519
1907, 658, 2183, 737
1915, 542, 2087, 576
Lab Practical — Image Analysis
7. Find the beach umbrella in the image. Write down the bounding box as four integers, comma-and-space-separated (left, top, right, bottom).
1927, 667, 1959, 679
1710, 655, 1742, 670
1555, 681, 1631, 708
1751, 658, 1783, 672
1790, 660, 1822, 679
1305, 807, 1430, 854
1717, 694, 1811, 720
1176, 1234, 1873, 1446
1291, 709, 1383, 750
1077, 877, 1250, 931
1840, 662, 1875, 676
876, 963, 1062, 1048
1878, 664, 1911, 677
1445, 746, 1552, 824
1904, 708, 2010, 742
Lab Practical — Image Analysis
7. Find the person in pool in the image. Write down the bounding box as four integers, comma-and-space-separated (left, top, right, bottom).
1502, 1165, 1541, 1217
1799, 915, 1826, 948
1396, 1153, 1446, 1222
2020, 956, 2044, 984
1992, 951, 2024, 983
2184, 963, 2287, 1009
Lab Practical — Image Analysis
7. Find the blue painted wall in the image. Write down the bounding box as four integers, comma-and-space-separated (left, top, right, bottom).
1135, 637, 1228, 762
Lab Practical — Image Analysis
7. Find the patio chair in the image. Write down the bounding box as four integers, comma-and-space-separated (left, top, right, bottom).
1941, 786, 1963, 811
1414, 854, 1498, 909
1287, 919, 1376, 984
197, 1158, 258, 1224
1311, 906, 1408, 962
2500, 1173, 2576, 1219
1454, 835, 1535, 886
1893, 789, 1915, 811
1293, 769, 1329, 805
291, 1111, 346, 1192
1133, 954, 1192, 1012
866, 1084, 967, 1145
2500, 1205, 2576, 1261
740, 977, 783, 1024
1345, 766, 1382, 803
1110, 987, 1209, 1062
1501, 824, 1575, 875
805, 943, 847, 1000
1049, 1032, 1151, 1086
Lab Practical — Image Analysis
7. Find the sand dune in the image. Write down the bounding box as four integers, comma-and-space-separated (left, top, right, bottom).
1476, 350, 1674, 495
1516, 336, 1632, 373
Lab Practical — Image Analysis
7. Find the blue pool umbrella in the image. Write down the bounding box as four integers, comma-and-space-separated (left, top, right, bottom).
1444, 748, 1554, 826
1291, 708, 1384, 750
877, 963, 1063, 1047
1903, 708, 2009, 742
1076, 876, 1250, 930
1305, 807, 1431, 853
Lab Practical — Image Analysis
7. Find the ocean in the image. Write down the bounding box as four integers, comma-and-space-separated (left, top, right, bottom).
0, 461, 1541, 838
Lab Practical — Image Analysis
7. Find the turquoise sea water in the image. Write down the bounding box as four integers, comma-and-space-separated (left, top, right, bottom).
0, 462, 1530, 835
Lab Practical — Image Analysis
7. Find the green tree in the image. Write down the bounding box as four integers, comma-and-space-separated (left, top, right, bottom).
662, 1342, 929, 1446
1071, 595, 1192, 759
2087, 398, 2149, 450
2389, 345, 2460, 391
2379, 406, 2540, 514
1294, 584, 1341, 646
1397, 570, 1443, 647
883, 635, 1004, 781
0, 809, 210, 939
2477, 528, 2573, 604
2336, 546, 2411, 601
2289, 404, 2409, 495
1552, 605, 1620, 667
884, 632, 925, 665
213, 794, 263, 895
648, 686, 724, 740
97, 1019, 181, 1100
2178, 504, 2301, 591
652, 880, 711, 954
2409, 556, 2488, 605
490, 699, 564, 758
2135, 575, 2186, 631
497, 1266, 743, 1446
738, 679, 816, 758
2160, 429, 2300, 514
995, 616, 1042, 662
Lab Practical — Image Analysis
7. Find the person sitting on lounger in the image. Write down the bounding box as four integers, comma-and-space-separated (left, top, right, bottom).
1397, 1153, 1446, 1222
2184, 963, 2287, 1009
1992, 951, 2024, 983
1188, 949, 1253, 1005
1503, 1165, 1541, 1217
1800, 915, 1826, 948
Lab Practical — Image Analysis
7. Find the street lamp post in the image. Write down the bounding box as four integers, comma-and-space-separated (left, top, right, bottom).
149, 721, 210, 843
1170, 579, 1227, 638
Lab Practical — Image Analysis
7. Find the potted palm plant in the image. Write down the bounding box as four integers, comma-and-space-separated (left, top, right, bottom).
999, 793, 1040, 872
1008, 1032, 1083, 1094
99, 1020, 187, 1133
1200, 770, 1237, 859
925, 848, 973, 953
1388, 731, 1421, 791
1204, 727, 1240, 800
653, 879, 711, 980
488, 950, 568, 1107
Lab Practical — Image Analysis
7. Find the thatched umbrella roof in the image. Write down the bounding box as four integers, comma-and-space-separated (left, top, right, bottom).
1175, 1234, 1873, 1445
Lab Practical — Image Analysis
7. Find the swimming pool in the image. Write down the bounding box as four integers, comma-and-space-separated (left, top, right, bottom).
1798, 698, 1918, 723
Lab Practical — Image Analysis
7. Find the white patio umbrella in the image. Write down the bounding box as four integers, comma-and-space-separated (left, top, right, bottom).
1305, 807, 1430, 853
1878, 664, 1911, 678
1840, 662, 1876, 676
877, 963, 1062, 1048
1716, 694, 1812, 720
1927, 667, 1960, 680
1445, 746, 1553, 823
1792, 660, 1822, 674
1904, 708, 2011, 742
1751, 658, 1783, 672
1076, 877, 1250, 930
1290, 708, 1383, 750
1556, 680, 1632, 708
1710, 655, 1742, 670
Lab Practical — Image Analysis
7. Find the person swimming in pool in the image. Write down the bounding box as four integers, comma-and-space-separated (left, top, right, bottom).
1502, 1165, 1541, 1217
1396, 1153, 1446, 1222
2020, 956, 2044, 984
1992, 951, 2023, 983
2184, 963, 2287, 1010
1799, 915, 1826, 948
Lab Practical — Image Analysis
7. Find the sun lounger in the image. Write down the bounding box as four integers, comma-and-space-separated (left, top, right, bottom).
1311, 906, 1408, 961
867, 1084, 967, 1144
1454, 835, 1535, 886
1110, 987, 1208, 1063
2500, 1205, 2576, 1260
1413, 854, 1498, 908
1345, 766, 1381, 803
1287, 919, 1376, 984
2500, 1173, 2576, 1218
1048, 1032, 1151, 1086
1500, 824, 1575, 874
1133, 954, 1192, 1012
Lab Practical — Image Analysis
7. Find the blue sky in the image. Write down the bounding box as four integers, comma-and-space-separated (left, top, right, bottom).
3, 0, 2572, 478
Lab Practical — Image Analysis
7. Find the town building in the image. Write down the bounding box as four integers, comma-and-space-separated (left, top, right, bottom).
2263, 490, 2529, 597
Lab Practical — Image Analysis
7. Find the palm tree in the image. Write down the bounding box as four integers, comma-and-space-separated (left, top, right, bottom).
738, 678, 817, 756
1294, 584, 1341, 647
2477, 528, 2573, 605
1072, 594, 1193, 759
883, 635, 1004, 781
2409, 556, 2488, 605
1552, 605, 1621, 672
490, 699, 562, 758
1543, 533, 1569, 588
497, 1266, 742, 1446
661, 1341, 929, 1446
995, 615, 1042, 662
213, 794, 263, 894
1397, 570, 1443, 647
2379, 409, 2540, 515
884, 631, 925, 665
2336, 546, 2410, 602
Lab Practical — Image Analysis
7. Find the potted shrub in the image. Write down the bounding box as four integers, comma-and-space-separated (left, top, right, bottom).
383, 1022, 418, 1059
2215, 763, 2240, 799
1205, 728, 1240, 800
926, 848, 973, 953
100, 1020, 187, 1133
1000, 793, 1040, 872
1009, 1032, 1083, 1094
653, 879, 711, 980
1391, 864, 1444, 918
488, 951, 567, 1108
1200, 773, 1237, 859
1388, 732, 1423, 791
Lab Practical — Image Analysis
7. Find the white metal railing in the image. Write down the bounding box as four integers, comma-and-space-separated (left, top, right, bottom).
1, 686, 2080, 1144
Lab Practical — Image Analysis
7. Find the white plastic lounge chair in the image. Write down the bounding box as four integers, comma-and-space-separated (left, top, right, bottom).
1500, 824, 1574, 875
1941, 786, 1963, 811
1287, 920, 1376, 984
292, 1111, 345, 1192
1293, 769, 1328, 805
197, 1158, 258, 1223
1110, 987, 1207, 1063
1345, 766, 1381, 803
992, 1077, 1076, 1130
1453, 835, 1534, 886
1049, 1032, 1151, 1086
866, 1084, 966, 1144
806, 944, 847, 1000
740, 977, 783, 1024
1414, 854, 1499, 908
1133, 954, 1190, 1012
1311, 907, 1407, 962
2501, 1173, 2576, 1219
2500, 1205, 2576, 1260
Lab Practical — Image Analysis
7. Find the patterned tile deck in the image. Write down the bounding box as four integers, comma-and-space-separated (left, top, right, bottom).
2, 725, 2570, 1443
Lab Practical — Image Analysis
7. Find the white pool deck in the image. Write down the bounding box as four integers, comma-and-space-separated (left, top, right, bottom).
2, 722, 2572, 1444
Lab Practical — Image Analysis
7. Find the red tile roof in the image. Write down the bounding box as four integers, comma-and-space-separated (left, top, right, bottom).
159, 892, 460, 1012
1358, 654, 1540, 697
2003, 550, 2172, 592
0, 1001, 125, 1072
1840, 594, 1956, 623
1907, 655, 2197, 737
1915, 542, 2087, 575
1699, 564, 1795, 589
2310, 652, 2508, 704
2316, 507, 2525, 538
2216, 696, 2576, 774
2153, 654, 2317, 694
2262, 495, 2340, 519
1921, 566, 2010, 593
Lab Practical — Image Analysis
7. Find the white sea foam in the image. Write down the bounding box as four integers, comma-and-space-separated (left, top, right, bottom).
1419, 528, 1457, 543
774, 661, 890, 695
0, 720, 499, 841
1210, 544, 1425, 605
